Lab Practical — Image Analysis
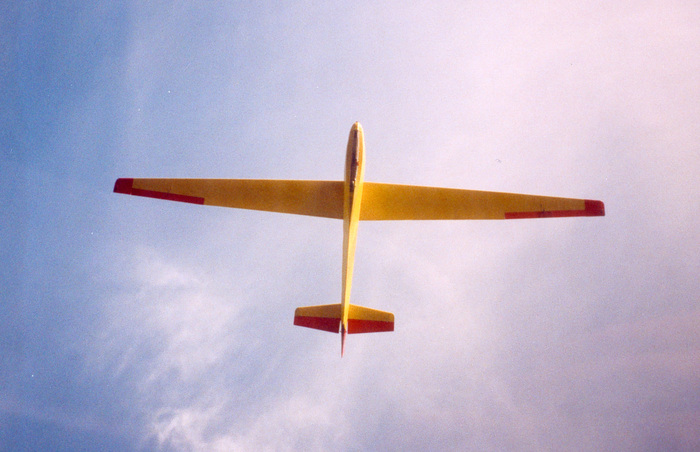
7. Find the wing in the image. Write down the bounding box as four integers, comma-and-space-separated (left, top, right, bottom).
114, 178, 344, 219
360, 182, 605, 220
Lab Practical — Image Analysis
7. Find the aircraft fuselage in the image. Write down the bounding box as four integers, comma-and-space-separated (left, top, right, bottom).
341, 122, 365, 354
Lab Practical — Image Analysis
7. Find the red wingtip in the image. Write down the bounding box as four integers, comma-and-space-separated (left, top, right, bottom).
585, 199, 605, 216
505, 199, 606, 219
114, 178, 134, 194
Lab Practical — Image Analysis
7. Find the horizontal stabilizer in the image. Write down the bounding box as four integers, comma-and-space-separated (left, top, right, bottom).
347, 304, 394, 334
294, 303, 394, 334
294, 304, 341, 333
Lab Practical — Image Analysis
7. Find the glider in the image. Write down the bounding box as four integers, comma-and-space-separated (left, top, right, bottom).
114, 122, 604, 355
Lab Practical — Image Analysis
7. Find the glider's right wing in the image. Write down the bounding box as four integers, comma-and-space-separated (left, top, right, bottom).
114, 178, 344, 219
360, 182, 605, 220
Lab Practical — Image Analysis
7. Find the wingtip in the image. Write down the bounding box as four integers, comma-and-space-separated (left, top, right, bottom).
585, 199, 605, 216
114, 178, 134, 194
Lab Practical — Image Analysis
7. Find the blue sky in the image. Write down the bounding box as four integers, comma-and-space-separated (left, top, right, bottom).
3, 1, 699, 450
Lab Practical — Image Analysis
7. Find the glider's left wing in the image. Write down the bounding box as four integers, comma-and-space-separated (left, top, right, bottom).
114, 178, 344, 219
360, 182, 605, 220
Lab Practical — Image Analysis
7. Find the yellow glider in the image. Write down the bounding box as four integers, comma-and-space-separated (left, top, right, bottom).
114, 122, 604, 355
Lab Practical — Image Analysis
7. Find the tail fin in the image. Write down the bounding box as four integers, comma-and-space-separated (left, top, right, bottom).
293, 303, 394, 334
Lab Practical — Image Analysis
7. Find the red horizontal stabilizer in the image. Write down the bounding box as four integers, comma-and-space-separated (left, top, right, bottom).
348, 318, 394, 334
294, 315, 340, 333
294, 304, 341, 333
347, 304, 394, 334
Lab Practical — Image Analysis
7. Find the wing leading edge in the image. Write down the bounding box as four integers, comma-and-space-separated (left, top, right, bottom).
114, 178, 344, 219
359, 182, 604, 220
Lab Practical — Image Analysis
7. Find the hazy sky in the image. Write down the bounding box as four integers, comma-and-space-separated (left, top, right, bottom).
3, 2, 699, 450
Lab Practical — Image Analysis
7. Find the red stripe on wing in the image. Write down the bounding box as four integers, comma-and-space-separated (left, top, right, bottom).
505, 199, 605, 219
113, 178, 205, 205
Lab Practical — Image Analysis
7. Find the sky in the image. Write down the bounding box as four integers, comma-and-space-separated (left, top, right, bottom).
2, 1, 699, 450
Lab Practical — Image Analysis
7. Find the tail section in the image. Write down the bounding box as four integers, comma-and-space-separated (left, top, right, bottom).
294, 303, 394, 334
